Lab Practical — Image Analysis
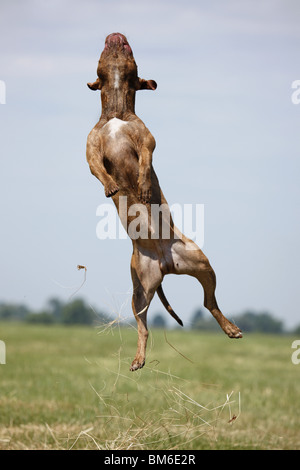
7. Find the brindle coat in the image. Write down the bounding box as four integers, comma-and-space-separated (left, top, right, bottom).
86, 33, 242, 371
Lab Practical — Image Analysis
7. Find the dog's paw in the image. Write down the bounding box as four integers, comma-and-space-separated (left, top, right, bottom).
130, 358, 145, 371
105, 182, 119, 198
225, 322, 243, 339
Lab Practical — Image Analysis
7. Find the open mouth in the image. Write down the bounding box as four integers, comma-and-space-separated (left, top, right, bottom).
104, 33, 132, 55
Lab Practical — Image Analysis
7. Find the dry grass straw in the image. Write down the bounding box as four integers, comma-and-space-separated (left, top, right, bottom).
0, 300, 241, 450
63, 383, 241, 450
69, 307, 242, 450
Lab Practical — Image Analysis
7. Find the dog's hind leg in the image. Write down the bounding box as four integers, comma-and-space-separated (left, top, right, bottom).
172, 238, 242, 338
196, 266, 242, 338
130, 250, 163, 371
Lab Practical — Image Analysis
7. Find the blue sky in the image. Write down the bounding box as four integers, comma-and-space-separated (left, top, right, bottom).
0, 0, 299, 328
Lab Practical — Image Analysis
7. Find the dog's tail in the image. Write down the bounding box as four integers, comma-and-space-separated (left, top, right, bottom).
156, 284, 183, 327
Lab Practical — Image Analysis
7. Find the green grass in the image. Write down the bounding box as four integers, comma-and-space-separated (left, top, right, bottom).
0, 321, 299, 449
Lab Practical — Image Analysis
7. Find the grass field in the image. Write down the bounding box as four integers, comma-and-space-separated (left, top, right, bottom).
0, 321, 299, 450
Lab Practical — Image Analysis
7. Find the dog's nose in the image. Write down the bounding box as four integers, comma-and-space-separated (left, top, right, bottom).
104, 33, 132, 55
106, 33, 127, 47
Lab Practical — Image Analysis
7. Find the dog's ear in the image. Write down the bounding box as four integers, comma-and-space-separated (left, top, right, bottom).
87, 77, 102, 91
136, 78, 157, 91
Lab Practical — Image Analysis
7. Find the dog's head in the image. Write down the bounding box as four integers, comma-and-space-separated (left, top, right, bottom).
87, 33, 157, 93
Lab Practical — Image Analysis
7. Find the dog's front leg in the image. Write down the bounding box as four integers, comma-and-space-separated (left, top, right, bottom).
137, 133, 155, 203
87, 146, 119, 198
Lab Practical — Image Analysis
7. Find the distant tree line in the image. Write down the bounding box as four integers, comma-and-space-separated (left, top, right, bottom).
0, 298, 109, 326
0, 298, 299, 334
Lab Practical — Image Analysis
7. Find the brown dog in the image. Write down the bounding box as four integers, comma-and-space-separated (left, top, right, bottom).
86, 33, 242, 371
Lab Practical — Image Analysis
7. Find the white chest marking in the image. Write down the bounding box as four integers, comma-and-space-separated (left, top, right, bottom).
106, 117, 127, 138
114, 71, 120, 89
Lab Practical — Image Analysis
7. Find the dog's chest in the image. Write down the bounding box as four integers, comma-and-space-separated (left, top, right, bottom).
101, 117, 139, 185
104, 117, 127, 139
